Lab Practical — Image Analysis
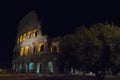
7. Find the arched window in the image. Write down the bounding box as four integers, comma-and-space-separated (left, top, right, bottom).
20, 35, 23, 42
41, 45, 44, 52
27, 31, 31, 39
38, 43, 43, 53
20, 47, 24, 56
36, 62, 42, 73
23, 33, 26, 41
48, 61, 53, 73
25, 46, 29, 55
33, 29, 38, 37
24, 63, 28, 72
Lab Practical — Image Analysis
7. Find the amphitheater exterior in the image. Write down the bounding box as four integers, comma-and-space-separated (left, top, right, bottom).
12, 11, 60, 74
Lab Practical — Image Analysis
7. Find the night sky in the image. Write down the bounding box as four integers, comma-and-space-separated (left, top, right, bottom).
0, 0, 120, 68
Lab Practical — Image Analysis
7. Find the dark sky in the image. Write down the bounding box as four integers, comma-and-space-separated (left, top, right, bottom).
0, 0, 120, 68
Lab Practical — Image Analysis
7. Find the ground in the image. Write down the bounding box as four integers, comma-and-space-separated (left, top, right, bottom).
0, 73, 119, 80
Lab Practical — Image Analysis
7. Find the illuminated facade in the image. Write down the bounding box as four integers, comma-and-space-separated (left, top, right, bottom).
12, 11, 59, 74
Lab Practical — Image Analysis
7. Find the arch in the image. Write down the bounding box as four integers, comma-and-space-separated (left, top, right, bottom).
19, 64, 22, 72
27, 31, 31, 39
33, 46, 36, 54
19, 35, 23, 42
41, 45, 44, 52
48, 61, 53, 73
15, 64, 18, 72
38, 43, 44, 53
20, 47, 24, 56
29, 62, 34, 72
24, 63, 28, 72
36, 62, 42, 74
25, 46, 29, 55
33, 29, 38, 37
23, 33, 26, 41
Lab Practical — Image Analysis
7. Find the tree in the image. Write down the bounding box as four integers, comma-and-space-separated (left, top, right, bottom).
59, 23, 120, 80
75, 23, 120, 80
75, 25, 103, 78
59, 34, 79, 73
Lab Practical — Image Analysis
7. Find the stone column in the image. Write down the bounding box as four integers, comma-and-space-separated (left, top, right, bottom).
34, 62, 37, 73
42, 59, 48, 74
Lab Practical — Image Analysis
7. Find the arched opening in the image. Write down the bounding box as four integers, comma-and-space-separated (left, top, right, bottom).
48, 61, 53, 74
35, 31, 37, 37
38, 43, 44, 54
19, 64, 22, 72
33, 46, 36, 54
41, 45, 44, 52
15, 64, 18, 72
36, 62, 42, 74
24, 63, 28, 72
33, 29, 38, 37
29, 62, 34, 72
20, 47, 24, 56
20, 35, 23, 42
23, 33, 26, 41
27, 31, 31, 39
25, 46, 29, 55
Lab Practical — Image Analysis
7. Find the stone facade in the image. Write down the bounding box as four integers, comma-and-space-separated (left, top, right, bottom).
12, 11, 60, 74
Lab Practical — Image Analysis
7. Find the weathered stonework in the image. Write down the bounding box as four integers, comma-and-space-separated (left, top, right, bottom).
12, 11, 60, 74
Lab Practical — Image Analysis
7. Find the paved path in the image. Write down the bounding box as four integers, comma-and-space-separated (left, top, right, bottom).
0, 74, 37, 80
0, 73, 97, 80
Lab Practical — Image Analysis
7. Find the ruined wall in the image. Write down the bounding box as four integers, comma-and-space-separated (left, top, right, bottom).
12, 10, 60, 74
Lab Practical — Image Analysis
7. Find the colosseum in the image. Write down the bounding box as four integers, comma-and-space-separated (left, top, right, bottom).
12, 11, 60, 74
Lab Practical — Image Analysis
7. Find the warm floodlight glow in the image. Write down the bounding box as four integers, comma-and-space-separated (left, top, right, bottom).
33, 29, 38, 37
20, 35, 23, 42
23, 33, 26, 41
38, 43, 43, 53
28, 31, 31, 39
20, 47, 24, 56
25, 46, 29, 55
